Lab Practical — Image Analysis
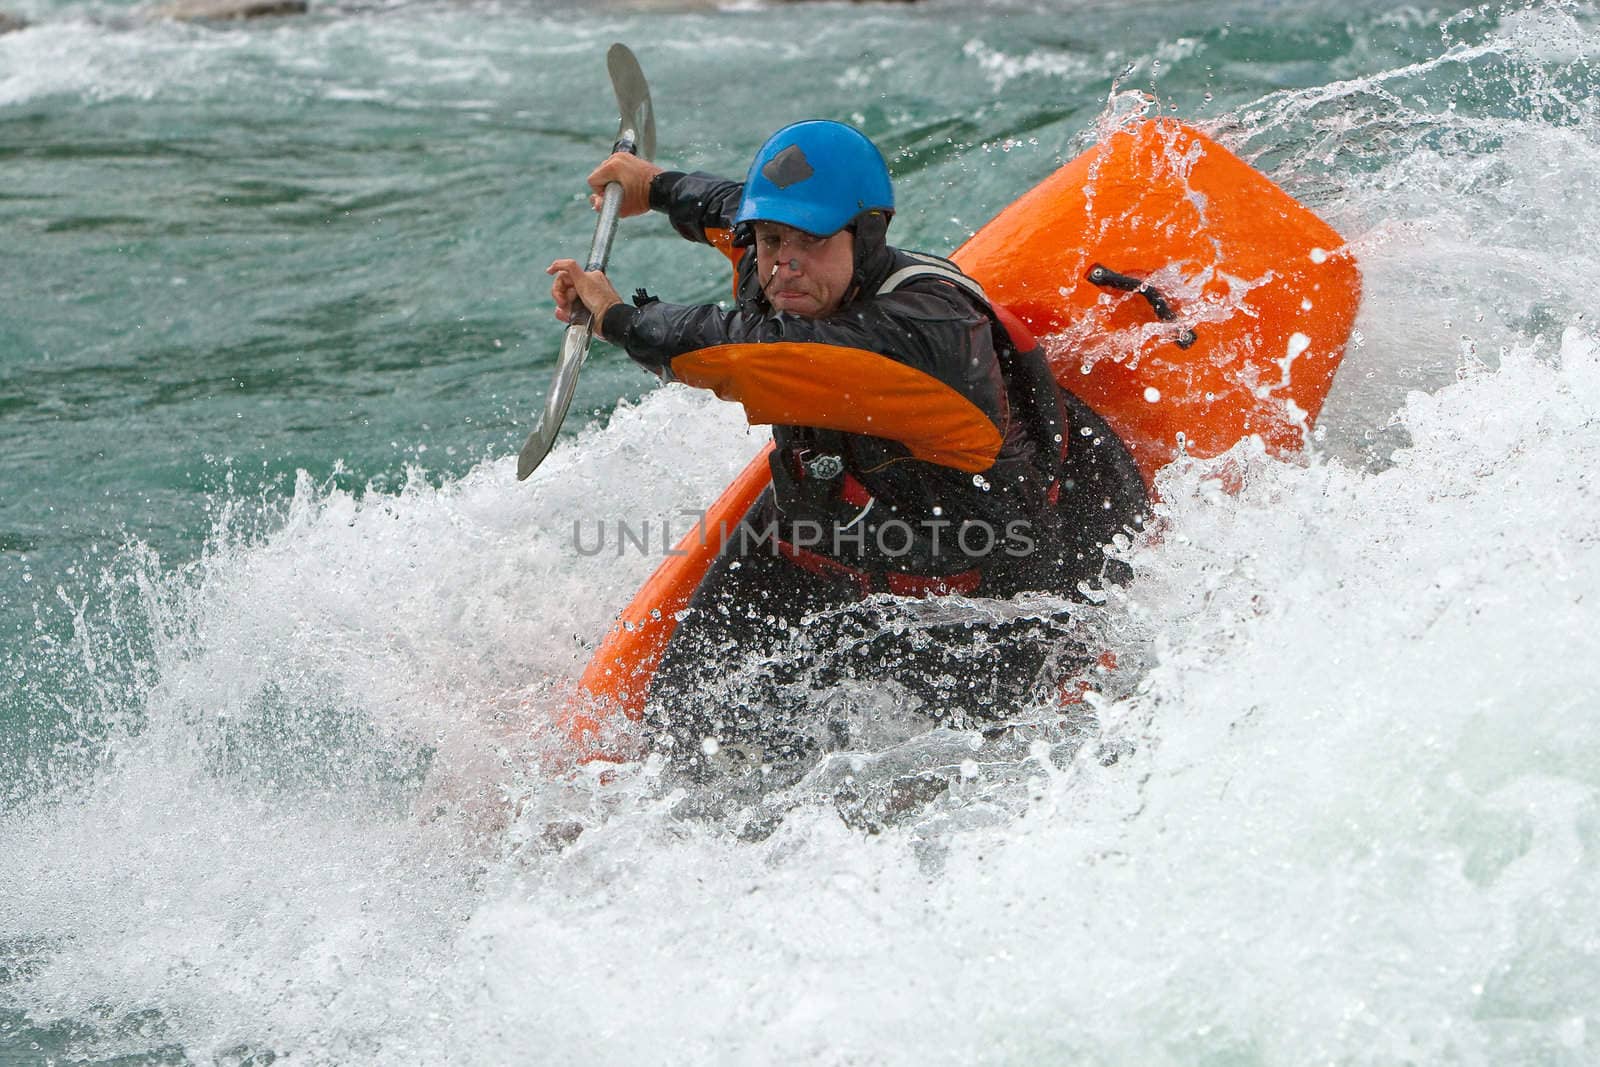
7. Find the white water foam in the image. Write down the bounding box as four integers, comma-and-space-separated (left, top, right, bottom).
6, 327, 1600, 1064
1226, 0, 1600, 471
0, 386, 767, 1060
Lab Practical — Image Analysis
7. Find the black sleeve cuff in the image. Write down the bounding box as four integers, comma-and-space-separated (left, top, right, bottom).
648, 171, 685, 213
602, 302, 675, 381
601, 302, 639, 343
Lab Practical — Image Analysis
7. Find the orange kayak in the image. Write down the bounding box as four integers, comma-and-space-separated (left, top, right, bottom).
560, 118, 1361, 758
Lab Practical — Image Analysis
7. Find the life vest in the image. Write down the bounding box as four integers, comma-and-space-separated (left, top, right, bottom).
877, 251, 1070, 486
776, 250, 1069, 504
767, 251, 1077, 585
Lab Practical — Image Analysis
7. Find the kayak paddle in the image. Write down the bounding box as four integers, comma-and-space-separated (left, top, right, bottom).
517, 43, 656, 480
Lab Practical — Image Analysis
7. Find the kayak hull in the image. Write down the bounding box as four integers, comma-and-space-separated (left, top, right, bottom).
954, 118, 1360, 486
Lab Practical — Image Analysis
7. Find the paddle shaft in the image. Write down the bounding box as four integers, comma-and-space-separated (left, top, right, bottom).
520, 176, 622, 478
521, 144, 631, 466
567, 132, 635, 326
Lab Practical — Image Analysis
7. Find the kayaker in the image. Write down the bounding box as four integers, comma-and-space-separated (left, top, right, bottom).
547, 120, 1146, 783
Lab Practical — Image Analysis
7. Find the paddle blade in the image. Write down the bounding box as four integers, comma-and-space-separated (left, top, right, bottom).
607, 43, 655, 161
516, 323, 593, 480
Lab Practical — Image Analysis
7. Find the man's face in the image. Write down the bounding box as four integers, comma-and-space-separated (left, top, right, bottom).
752, 221, 856, 318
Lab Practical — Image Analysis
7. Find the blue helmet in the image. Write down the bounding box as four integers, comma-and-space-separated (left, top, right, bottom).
734, 120, 894, 237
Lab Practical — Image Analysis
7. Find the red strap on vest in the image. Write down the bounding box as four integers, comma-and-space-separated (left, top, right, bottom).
993, 301, 1069, 485
787, 448, 874, 508
775, 538, 981, 599
991, 302, 1038, 354
840, 473, 872, 508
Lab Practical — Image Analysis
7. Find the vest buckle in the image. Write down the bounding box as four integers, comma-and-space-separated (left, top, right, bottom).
802, 452, 844, 481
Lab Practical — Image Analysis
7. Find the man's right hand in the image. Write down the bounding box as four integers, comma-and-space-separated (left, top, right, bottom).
547, 259, 623, 339
587, 152, 665, 218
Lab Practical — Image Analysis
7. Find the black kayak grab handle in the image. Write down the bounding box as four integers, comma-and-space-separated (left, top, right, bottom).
1086, 263, 1198, 349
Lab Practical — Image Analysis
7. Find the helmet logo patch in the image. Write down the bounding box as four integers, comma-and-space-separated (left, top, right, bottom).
761, 145, 814, 189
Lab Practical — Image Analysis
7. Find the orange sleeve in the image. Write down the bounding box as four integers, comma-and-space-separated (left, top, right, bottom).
672, 342, 1003, 473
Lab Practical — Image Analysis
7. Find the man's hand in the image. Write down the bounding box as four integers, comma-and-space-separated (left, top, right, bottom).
548, 259, 623, 339
587, 152, 665, 218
